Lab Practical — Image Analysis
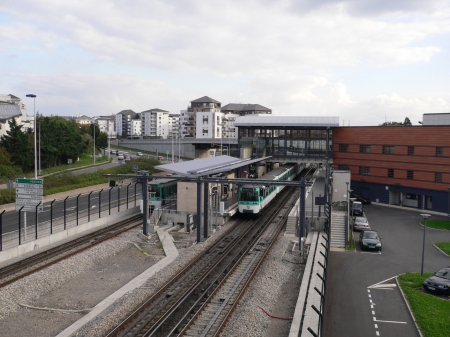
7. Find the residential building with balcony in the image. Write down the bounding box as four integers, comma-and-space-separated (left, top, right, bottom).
96, 114, 116, 138
141, 108, 169, 138
115, 109, 139, 138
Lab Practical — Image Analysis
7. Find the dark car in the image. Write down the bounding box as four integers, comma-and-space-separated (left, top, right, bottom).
351, 193, 371, 205
359, 230, 382, 251
352, 201, 364, 216
423, 267, 450, 295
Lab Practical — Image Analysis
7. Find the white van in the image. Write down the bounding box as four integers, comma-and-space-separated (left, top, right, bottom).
118, 154, 124, 161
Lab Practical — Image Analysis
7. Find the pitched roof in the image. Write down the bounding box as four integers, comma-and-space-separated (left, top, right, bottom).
190, 96, 220, 104
117, 109, 137, 117
0, 102, 22, 121
221, 103, 271, 112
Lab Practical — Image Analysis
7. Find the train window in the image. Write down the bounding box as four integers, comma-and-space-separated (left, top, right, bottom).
240, 188, 256, 202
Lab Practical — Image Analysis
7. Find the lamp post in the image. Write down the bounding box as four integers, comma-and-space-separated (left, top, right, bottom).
26, 94, 37, 179
39, 121, 41, 174
447, 187, 450, 217
420, 213, 431, 276
93, 120, 96, 165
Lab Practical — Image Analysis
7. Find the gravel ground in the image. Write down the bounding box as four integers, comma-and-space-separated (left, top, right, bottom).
220, 236, 304, 337
76, 222, 235, 337
0, 218, 304, 337
0, 227, 167, 337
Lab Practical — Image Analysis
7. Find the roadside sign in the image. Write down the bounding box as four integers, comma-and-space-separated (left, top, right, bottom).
132, 165, 138, 172
15, 178, 43, 212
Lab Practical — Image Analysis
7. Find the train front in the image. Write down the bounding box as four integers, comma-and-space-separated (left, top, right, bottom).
238, 185, 262, 214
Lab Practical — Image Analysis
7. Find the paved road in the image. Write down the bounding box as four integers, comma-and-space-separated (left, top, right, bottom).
324, 204, 450, 337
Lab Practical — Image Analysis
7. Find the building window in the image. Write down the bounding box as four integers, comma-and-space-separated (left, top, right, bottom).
436, 147, 443, 156
359, 166, 370, 175
359, 145, 370, 153
435, 173, 442, 182
382, 145, 395, 154
407, 170, 414, 180
339, 144, 349, 152
406, 193, 417, 200
338, 165, 349, 170
387, 168, 394, 178
407, 146, 414, 155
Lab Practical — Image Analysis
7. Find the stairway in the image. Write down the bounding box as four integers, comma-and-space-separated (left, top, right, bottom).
330, 211, 346, 248
284, 215, 297, 237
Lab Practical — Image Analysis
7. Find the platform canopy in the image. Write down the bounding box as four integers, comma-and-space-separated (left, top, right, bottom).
155, 156, 271, 178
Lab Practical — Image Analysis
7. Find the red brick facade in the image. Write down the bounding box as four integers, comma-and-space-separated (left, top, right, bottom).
333, 126, 450, 192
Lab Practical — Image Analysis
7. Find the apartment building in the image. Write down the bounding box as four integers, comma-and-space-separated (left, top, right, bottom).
115, 109, 140, 138
95, 115, 116, 138
141, 108, 170, 138
168, 113, 180, 139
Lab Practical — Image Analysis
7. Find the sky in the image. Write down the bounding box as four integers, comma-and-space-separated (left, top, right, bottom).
1, 0, 450, 126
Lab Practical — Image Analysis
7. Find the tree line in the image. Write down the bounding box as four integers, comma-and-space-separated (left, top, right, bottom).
0, 116, 108, 179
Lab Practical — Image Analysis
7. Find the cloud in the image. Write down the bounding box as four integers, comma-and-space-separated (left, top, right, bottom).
2, 0, 449, 74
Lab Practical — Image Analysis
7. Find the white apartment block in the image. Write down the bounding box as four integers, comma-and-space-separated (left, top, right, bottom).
115, 109, 139, 138
180, 109, 195, 138
0, 94, 32, 132
141, 108, 169, 138
196, 111, 224, 139
168, 113, 180, 139
96, 115, 116, 138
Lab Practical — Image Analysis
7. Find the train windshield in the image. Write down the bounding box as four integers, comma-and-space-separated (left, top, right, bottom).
240, 187, 258, 202
149, 185, 161, 198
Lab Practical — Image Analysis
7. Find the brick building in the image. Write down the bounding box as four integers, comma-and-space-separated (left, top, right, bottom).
333, 125, 450, 213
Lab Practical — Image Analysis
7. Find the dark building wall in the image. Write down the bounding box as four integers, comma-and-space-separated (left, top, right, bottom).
333, 125, 450, 213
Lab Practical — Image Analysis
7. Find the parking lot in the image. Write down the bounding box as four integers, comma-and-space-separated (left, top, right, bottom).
324, 204, 450, 337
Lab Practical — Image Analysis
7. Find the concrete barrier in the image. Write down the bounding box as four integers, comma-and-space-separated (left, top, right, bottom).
0, 207, 140, 264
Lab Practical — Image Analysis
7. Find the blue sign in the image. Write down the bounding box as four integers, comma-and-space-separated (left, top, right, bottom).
132, 165, 138, 172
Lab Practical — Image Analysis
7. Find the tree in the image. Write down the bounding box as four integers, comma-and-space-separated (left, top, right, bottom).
379, 117, 412, 126
0, 118, 33, 172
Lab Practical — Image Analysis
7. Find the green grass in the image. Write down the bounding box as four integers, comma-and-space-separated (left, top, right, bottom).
421, 220, 450, 230
398, 273, 450, 337
0, 157, 162, 204
435, 242, 450, 255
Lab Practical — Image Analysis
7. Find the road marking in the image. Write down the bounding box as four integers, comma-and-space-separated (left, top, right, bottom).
368, 277, 397, 289
374, 319, 407, 324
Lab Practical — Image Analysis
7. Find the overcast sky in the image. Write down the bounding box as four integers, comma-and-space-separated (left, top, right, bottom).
1, 0, 450, 125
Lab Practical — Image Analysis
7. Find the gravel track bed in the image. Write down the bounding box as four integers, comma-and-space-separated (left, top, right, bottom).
220, 236, 304, 337
77, 221, 237, 337
0, 228, 166, 337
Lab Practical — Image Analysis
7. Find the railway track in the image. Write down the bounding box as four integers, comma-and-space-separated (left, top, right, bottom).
107, 183, 298, 337
0, 214, 143, 288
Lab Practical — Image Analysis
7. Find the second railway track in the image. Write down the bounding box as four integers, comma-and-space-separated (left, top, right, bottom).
0, 214, 143, 288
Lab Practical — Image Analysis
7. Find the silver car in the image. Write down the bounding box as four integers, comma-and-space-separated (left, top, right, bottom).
353, 216, 370, 231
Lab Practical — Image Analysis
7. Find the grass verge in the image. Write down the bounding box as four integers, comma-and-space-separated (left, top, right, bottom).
421, 220, 450, 230
397, 273, 450, 337
435, 242, 450, 255
0, 157, 161, 204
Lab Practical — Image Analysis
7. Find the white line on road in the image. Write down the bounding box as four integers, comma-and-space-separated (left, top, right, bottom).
374, 319, 407, 324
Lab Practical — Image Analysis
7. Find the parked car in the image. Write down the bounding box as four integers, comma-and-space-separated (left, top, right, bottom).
423, 267, 450, 295
351, 193, 371, 205
359, 230, 382, 251
352, 201, 364, 216
136, 152, 143, 156
353, 217, 370, 231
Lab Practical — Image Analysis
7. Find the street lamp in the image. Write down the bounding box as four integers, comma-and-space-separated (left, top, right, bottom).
93, 120, 96, 165
26, 94, 37, 179
420, 213, 431, 276
447, 187, 450, 217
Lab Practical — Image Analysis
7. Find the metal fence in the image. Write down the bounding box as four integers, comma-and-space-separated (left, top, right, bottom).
0, 183, 142, 252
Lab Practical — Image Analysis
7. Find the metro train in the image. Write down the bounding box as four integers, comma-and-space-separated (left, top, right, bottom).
238, 164, 301, 214
146, 178, 177, 211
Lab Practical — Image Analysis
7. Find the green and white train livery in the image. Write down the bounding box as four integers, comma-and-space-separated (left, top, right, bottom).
238, 164, 300, 214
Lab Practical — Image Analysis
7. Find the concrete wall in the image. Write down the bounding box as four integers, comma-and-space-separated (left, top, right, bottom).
331, 170, 351, 203
0, 207, 139, 264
